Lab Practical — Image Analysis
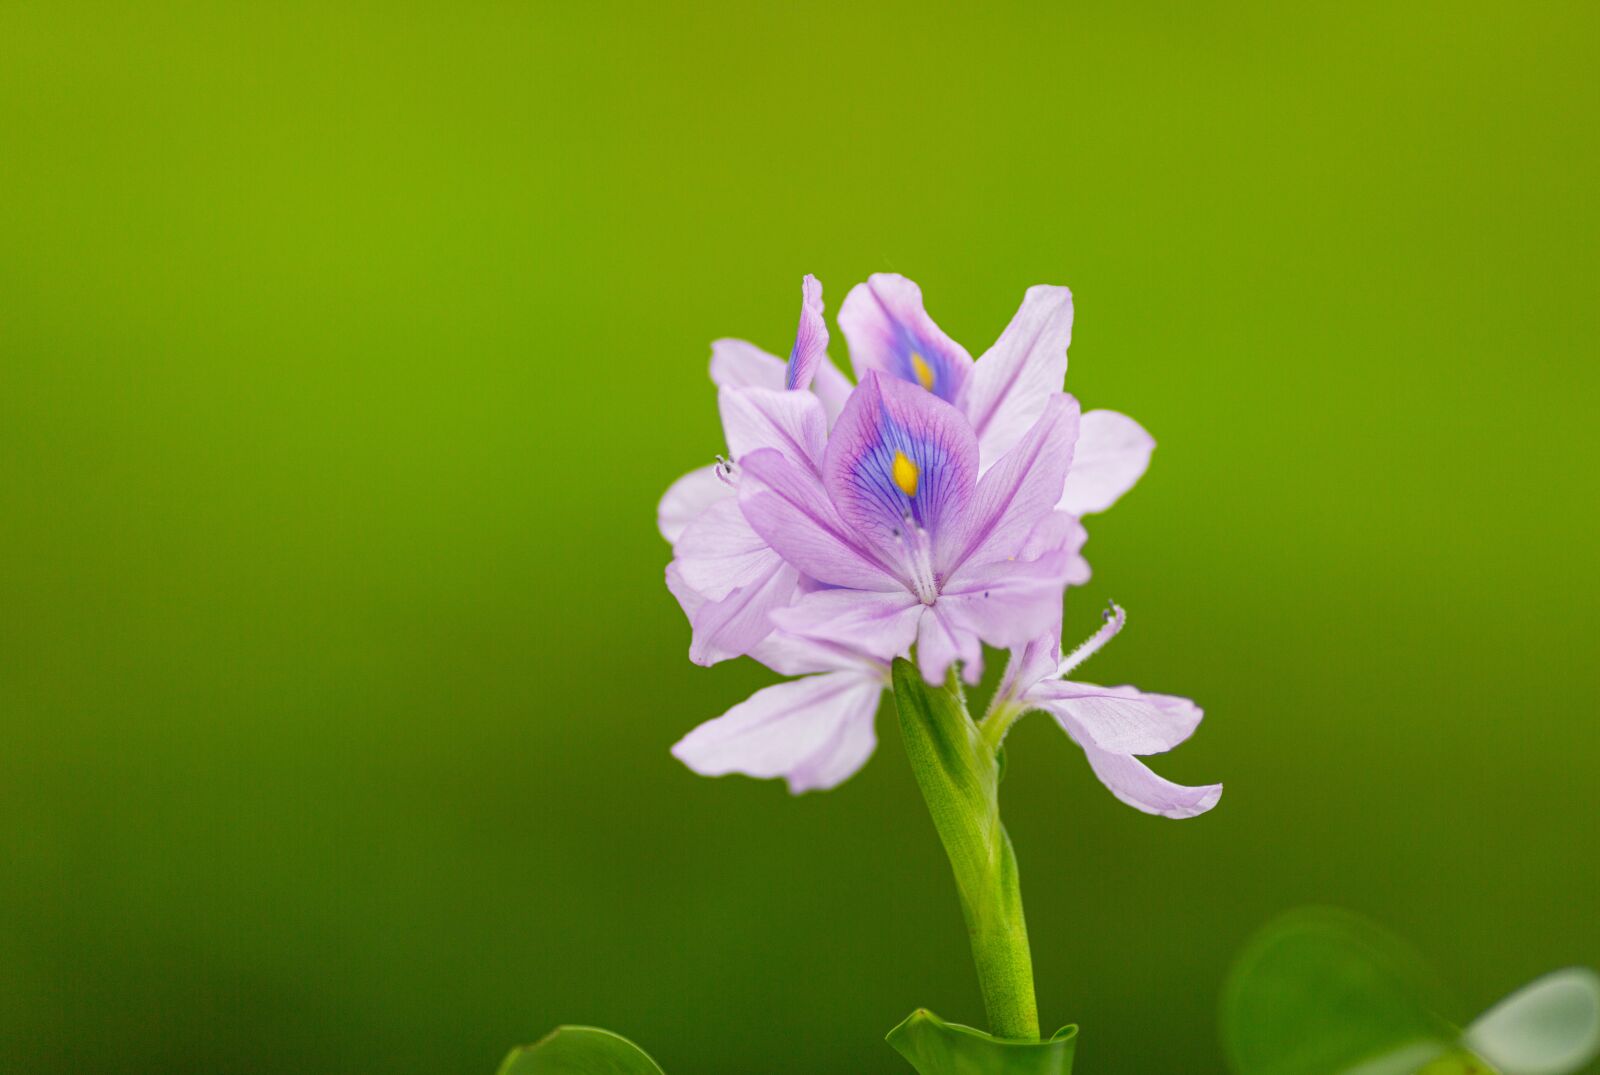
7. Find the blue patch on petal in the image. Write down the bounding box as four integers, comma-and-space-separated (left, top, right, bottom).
848, 412, 959, 534
826, 374, 978, 563
888, 333, 965, 405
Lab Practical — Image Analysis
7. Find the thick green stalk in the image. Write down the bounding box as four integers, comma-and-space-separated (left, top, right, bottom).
892, 658, 1041, 1042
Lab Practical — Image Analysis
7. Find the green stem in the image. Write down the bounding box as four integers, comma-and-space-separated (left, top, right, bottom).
892, 659, 1041, 1041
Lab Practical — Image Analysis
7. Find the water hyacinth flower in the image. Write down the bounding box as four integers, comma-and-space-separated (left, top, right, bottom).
659, 274, 1175, 796
660, 273, 1146, 671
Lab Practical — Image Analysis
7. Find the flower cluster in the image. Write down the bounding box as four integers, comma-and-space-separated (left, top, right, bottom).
658, 274, 1219, 814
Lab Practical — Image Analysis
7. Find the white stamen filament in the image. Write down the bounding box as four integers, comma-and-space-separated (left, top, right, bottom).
1058, 602, 1126, 677
896, 518, 940, 605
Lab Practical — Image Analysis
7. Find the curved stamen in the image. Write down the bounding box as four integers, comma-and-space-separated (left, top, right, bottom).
1058, 602, 1126, 678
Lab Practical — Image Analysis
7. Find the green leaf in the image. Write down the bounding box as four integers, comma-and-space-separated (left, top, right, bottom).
888, 1009, 1077, 1075
1464, 968, 1600, 1075
892, 659, 1039, 1041
496, 1026, 665, 1075
1221, 908, 1459, 1075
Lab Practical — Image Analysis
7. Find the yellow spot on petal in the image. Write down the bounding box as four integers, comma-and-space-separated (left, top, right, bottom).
910, 352, 936, 392
892, 451, 920, 497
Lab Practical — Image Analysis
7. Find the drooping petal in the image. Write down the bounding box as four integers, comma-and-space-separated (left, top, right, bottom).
915, 604, 984, 685
675, 498, 781, 601
1030, 681, 1204, 756
1070, 740, 1222, 819
838, 274, 973, 408
671, 670, 883, 793
1058, 409, 1155, 515
934, 549, 1075, 651
967, 285, 1074, 468
822, 371, 978, 567
770, 587, 924, 663
785, 274, 829, 391
658, 464, 734, 543
718, 385, 828, 465
687, 561, 801, 666
738, 447, 901, 591
709, 338, 785, 390
943, 393, 1080, 575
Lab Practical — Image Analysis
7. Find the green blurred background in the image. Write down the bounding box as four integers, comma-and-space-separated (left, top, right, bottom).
3, 2, 1596, 1072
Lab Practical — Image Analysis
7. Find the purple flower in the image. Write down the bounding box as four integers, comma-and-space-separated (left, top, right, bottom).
992, 604, 1222, 819
659, 274, 1175, 795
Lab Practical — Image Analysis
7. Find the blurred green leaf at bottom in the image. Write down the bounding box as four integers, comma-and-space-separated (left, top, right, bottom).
888, 1009, 1078, 1075
1222, 908, 1459, 1075
497, 1027, 665, 1075
1223, 908, 1600, 1075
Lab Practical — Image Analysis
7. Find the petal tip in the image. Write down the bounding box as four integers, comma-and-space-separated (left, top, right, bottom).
1168, 782, 1223, 819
